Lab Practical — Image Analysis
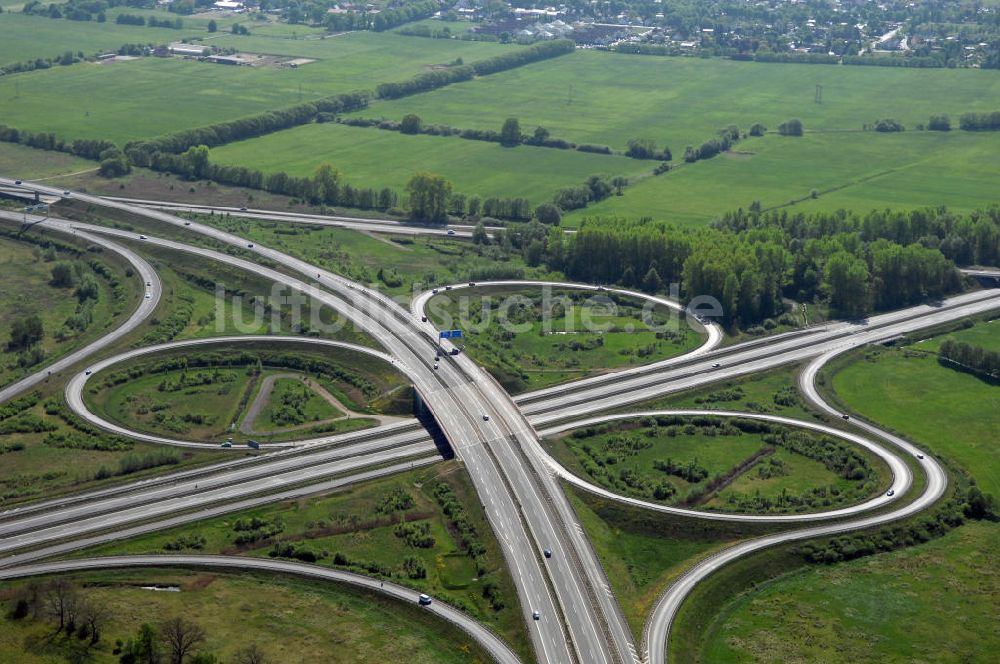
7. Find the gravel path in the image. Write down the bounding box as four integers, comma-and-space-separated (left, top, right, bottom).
240, 373, 408, 435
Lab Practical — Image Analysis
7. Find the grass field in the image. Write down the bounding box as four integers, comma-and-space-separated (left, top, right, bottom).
0, 568, 494, 664
0, 236, 112, 387
0, 30, 511, 144
427, 286, 702, 392
85, 343, 410, 443
210, 121, 645, 203
703, 520, 1000, 663
547, 416, 884, 514
0, 13, 213, 65
252, 376, 344, 432
830, 340, 1000, 495
565, 130, 1000, 226
84, 462, 532, 659
0, 10, 324, 66
0, 142, 96, 180
0, 226, 141, 389
97, 367, 255, 441
354, 50, 1000, 224
360, 50, 1000, 153
568, 487, 788, 638
917, 316, 1000, 353
637, 363, 816, 421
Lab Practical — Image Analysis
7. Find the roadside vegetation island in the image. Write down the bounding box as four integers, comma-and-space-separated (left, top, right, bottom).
1, 1, 999, 663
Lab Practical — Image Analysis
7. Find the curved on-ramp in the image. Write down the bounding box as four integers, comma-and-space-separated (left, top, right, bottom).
537, 409, 912, 523
0, 213, 162, 405
410, 279, 723, 358
641, 347, 949, 664
0, 555, 521, 664
65, 335, 409, 449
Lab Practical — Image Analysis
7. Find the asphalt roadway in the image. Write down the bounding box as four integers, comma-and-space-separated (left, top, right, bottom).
0, 214, 162, 404
0, 182, 630, 664
1, 179, 998, 664
0, 554, 522, 664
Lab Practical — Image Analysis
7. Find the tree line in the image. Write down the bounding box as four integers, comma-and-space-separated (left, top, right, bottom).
615, 46, 948, 68
958, 111, 1000, 131
374, 40, 574, 99
115, 13, 184, 28
372, 0, 438, 32
0, 125, 119, 161
798, 479, 995, 565
339, 114, 661, 164
683, 125, 740, 163
504, 205, 999, 328
123, 90, 371, 163
938, 338, 1000, 381
323, 0, 438, 33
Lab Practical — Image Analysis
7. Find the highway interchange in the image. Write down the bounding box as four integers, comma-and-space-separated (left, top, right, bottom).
1, 177, 998, 663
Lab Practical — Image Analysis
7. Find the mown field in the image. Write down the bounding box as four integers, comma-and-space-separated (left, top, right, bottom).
0, 568, 494, 664
0, 29, 511, 143
210, 121, 644, 203
4, 28, 998, 227
350, 50, 1000, 224
829, 325, 1000, 495
83, 462, 532, 660
359, 49, 1000, 152
703, 520, 1000, 663
0, 12, 212, 64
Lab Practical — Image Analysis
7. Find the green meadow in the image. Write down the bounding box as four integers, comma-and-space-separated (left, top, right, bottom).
0, 13, 210, 64
349, 49, 1000, 224
549, 418, 886, 514
566, 130, 1000, 226
356, 49, 1000, 152
829, 324, 1000, 495
918, 316, 1000, 353
704, 521, 1000, 663
426, 286, 702, 392
210, 121, 644, 203
0, 569, 494, 664
0, 30, 511, 143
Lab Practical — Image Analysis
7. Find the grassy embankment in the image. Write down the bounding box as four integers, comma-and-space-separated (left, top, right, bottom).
0, 568, 495, 664
80, 462, 532, 660
193, 216, 560, 301
0, 230, 134, 388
